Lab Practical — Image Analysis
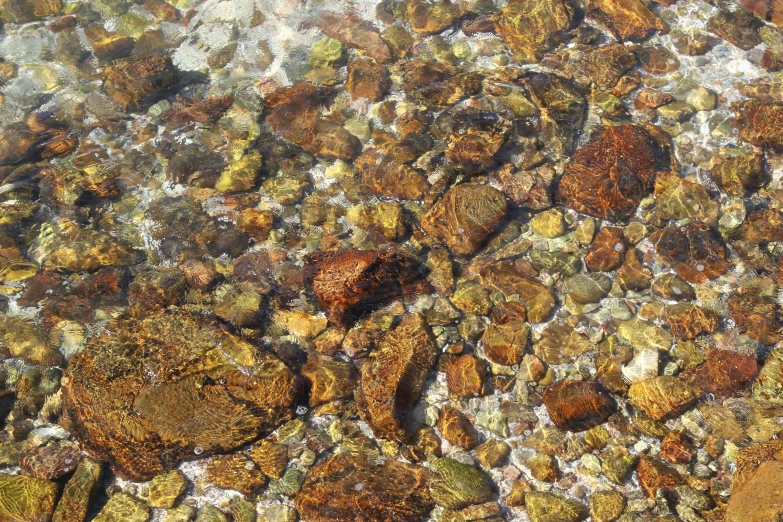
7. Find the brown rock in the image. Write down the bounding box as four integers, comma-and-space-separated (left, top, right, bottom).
19, 440, 82, 480
304, 250, 427, 325
637, 45, 680, 74
0, 0, 61, 23
294, 453, 433, 522
265, 83, 362, 161
61, 311, 296, 481
534, 322, 597, 365
557, 124, 673, 221
445, 354, 487, 397
102, 55, 179, 110
84, 24, 134, 59
651, 273, 695, 301
523, 73, 586, 159
650, 221, 729, 284
628, 376, 700, 421
206, 454, 266, 496
438, 406, 479, 450
736, 208, 783, 243
740, 0, 783, 24
662, 303, 719, 340
634, 88, 674, 109
494, 0, 574, 63
616, 248, 652, 291
581, 43, 638, 87
469, 260, 556, 323
420, 184, 508, 256
357, 314, 438, 442
481, 321, 529, 367
636, 455, 683, 497
445, 128, 507, 172
302, 355, 358, 407
585, 227, 626, 272
543, 380, 616, 432
726, 460, 783, 522
728, 295, 782, 345
708, 8, 762, 50
683, 349, 759, 399
475, 439, 511, 469
308, 11, 392, 63
489, 302, 527, 324
733, 101, 783, 151
587, 0, 667, 41
347, 58, 390, 102
528, 453, 558, 482
51, 458, 102, 522
660, 430, 695, 464
357, 150, 431, 200
249, 440, 287, 479
407, 0, 461, 36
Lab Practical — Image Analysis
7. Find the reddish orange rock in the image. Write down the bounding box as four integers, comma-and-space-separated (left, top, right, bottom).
543, 380, 616, 432
347, 58, 390, 102
556, 124, 673, 222
585, 226, 626, 272
650, 221, 729, 284
489, 301, 527, 324
438, 406, 479, 450
637, 455, 684, 497
683, 350, 759, 400
481, 321, 529, 366
295, 453, 433, 522
628, 376, 700, 421
469, 259, 556, 323
733, 101, 783, 151
660, 430, 696, 464
587, 0, 667, 42
445, 354, 487, 397
728, 295, 782, 345
356, 314, 438, 442
304, 250, 427, 325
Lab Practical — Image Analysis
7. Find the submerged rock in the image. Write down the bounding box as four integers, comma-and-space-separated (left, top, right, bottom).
543, 380, 616, 432
51, 458, 102, 522
587, 0, 667, 41
294, 453, 433, 522
494, 0, 574, 63
650, 221, 729, 284
103, 55, 179, 111
628, 376, 700, 421
733, 101, 783, 151
420, 184, 508, 256
557, 124, 673, 221
525, 491, 587, 522
356, 314, 437, 442
429, 457, 493, 509
0, 474, 59, 522
62, 311, 297, 481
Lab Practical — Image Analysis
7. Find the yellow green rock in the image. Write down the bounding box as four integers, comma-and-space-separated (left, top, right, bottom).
0, 475, 60, 522
530, 208, 566, 238
148, 470, 187, 509
93, 493, 149, 522
52, 458, 102, 522
215, 151, 262, 193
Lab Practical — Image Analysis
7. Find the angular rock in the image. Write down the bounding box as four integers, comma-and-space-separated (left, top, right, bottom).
62, 311, 297, 481
294, 453, 433, 522
102, 55, 178, 111
708, 8, 762, 50
148, 470, 187, 509
650, 221, 729, 284
493, 0, 573, 63
585, 227, 626, 272
636, 455, 683, 497
564, 273, 612, 304
525, 491, 587, 522
52, 458, 102, 522
407, 0, 461, 36
206, 454, 266, 497
0, 475, 59, 522
557, 124, 673, 221
615, 248, 652, 291
357, 314, 437, 442
249, 440, 287, 480
469, 260, 556, 323
628, 376, 700, 421
654, 172, 719, 223
347, 58, 390, 102
651, 273, 695, 301
421, 184, 508, 256
438, 405, 479, 450
726, 460, 783, 522
733, 101, 783, 151
660, 430, 695, 464
543, 380, 616, 432
302, 355, 358, 407
93, 493, 149, 522
308, 11, 392, 63
683, 349, 758, 399
728, 295, 782, 345
304, 250, 427, 325
445, 354, 487, 397
481, 321, 529, 366
534, 322, 597, 365
589, 491, 624, 522
587, 0, 667, 41
662, 303, 718, 340
19, 440, 82, 480
523, 73, 586, 159
581, 43, 638, 87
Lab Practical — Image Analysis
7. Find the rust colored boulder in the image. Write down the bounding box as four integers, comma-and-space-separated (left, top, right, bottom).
543, 380, 616, 432
304, 249, 428, 325
650, 221, 729, 284
295, 453, 433, 522
557, 124, 673, 221
62, 311, 297, 481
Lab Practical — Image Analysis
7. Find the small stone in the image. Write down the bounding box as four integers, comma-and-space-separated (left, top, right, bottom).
309, 37, 344, 68
84, 24, 134, 59
657, 101, 696, 122
469, 260, 556, 324
347, 58, 390, 102
407, 0, 461, 36
602, 450, 637, 484
163, 505, 197, 522
728, 295, 782, 345
534, 322, 596, 365
148, 470, 187, 508
452, 281, 493, 315
683, 349, 758, 399
525, 491, 587, 522
581, 43, 638, 87
686, 87, 717, 111
94, 493, 149, 522
616, 249, 652, 291
654, 172, 719, 223
564, 273, 612, 304
637, 45, 680, 74
651, 273, 695, 301
261, 504, 297, 522
708, 8, 762, 50
617, 318, 673, 351
622, 348, 659, 384
215, 151, 262, 193
429, 457, 493, 509
662, 303, 718, 340
504, 480, 532, 507
475, 439, 511, 469
710, 150, 766, 198
634, 88, 674, 110
0, 0, 61, 23
214, 290, 262, 328
650, 221, 729, 284
661, 430, 696, 464
543, 380, 616, 432
196, 505, 229, 522
103, 54, 178, 111
530, 208, 566, 238
590, 490, 625, 522
481, 321, 529, 366
249, 440, 287, 480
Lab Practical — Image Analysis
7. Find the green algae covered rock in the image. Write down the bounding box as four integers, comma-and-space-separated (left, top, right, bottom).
429, 457, 493, 509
